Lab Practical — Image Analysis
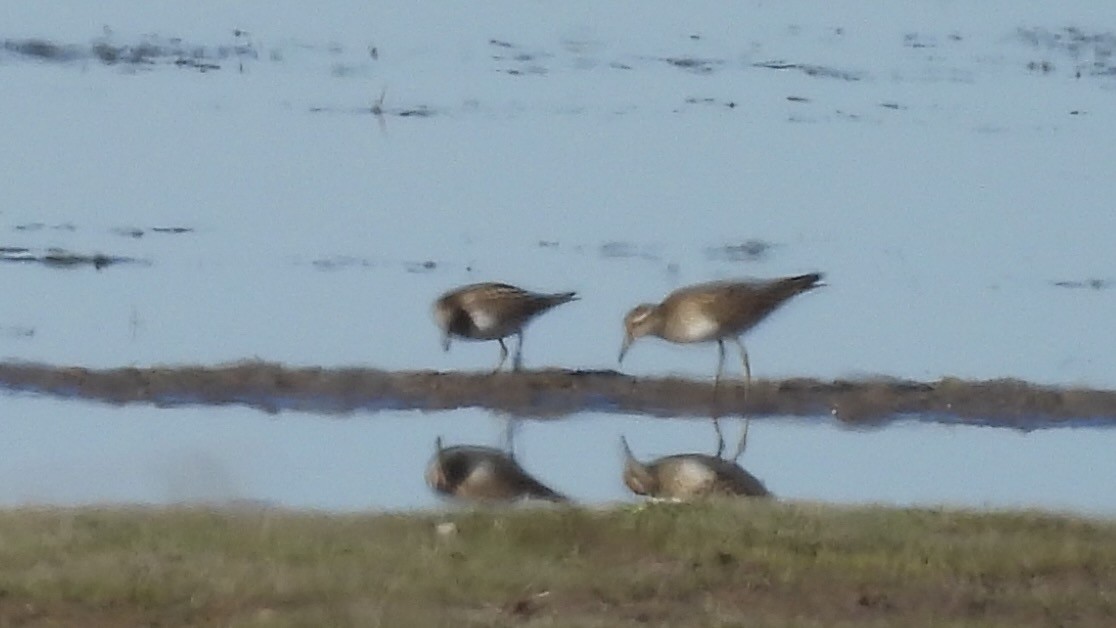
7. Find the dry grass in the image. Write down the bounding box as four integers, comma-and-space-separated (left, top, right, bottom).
0, 501, 1114, 626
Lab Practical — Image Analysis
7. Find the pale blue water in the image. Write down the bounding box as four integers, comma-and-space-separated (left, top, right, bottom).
2, 0, 1115, 515
2, 395, 1114, 517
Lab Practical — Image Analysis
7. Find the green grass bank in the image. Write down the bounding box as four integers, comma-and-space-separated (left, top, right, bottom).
0, 501, 1113, 626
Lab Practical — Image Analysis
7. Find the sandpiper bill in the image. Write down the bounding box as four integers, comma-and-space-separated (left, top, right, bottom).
434, 282, 578, 372
425, 437, 568, 503
618, 273, 824, 391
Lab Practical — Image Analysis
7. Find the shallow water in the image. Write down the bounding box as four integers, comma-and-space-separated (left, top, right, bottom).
3, 395, 1115, 517
2, 4, 1115, 385
2, 1, 1115, 514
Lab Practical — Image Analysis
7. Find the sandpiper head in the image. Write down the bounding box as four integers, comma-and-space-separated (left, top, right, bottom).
618, 304, 658, 363
620, 435, 658, 496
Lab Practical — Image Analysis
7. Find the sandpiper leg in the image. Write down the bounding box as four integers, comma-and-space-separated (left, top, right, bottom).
493, 339, 509, 373
731, 337, 752, 407
512, 331, 525, 371
713, 339, 727, 454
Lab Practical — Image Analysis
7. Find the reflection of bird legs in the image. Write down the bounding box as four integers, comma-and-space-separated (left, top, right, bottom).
713, 340, 726, 457
731, 336, 752, 462
732, 336, 752, 408
712, 413, 749, 461
502, 415, 520, 458
713, 338, 752, 459
730, 417, 749, 462
713, 414, 726, 458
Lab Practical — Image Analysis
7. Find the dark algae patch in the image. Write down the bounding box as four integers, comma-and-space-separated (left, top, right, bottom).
0, 248, 147, 270
1, 361, 1114, 427
2, 34, 256, 72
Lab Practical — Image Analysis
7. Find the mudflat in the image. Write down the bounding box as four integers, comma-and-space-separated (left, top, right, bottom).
2, 360, 1113, 427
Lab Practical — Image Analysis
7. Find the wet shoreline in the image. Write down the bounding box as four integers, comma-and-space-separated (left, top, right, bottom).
2, 361, 1114, 429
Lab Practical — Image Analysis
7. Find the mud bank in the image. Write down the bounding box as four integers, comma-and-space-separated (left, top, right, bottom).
1, 361, 1114, 428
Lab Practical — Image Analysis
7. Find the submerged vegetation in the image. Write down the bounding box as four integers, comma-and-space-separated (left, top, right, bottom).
0, 247, 147, 270
0, 501, 1112, 625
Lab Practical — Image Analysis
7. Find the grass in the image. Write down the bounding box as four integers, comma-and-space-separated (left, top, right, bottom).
0, 501, 1113, 626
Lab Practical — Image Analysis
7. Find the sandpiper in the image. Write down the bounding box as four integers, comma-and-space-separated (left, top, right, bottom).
425, 436, 569, 504
434, 282, 578, 372
618, 273, 824, 390
620, 426, 770, 500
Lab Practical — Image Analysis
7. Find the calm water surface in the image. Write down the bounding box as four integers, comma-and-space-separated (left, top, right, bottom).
3, 394, 1114, 517
2, 1, 1115, 516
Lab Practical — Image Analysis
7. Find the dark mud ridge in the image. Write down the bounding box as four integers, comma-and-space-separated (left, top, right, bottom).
0, 247, 146, 270
2, 361, 1115, 429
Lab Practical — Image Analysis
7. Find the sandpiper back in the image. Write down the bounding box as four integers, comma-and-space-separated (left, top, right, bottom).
619, 273, 824, 389
434, 282, 578, 372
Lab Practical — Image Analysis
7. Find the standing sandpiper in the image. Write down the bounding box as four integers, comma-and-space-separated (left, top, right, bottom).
425, 437, 569, 504
434, 282, 578, 372
618, 273, 824, 390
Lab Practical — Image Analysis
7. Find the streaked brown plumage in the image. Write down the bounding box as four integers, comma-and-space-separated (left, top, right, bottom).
425, 437, 569, 504
618, 273, 824, 389
434, 282, 578, 372
620, 434, 771, 500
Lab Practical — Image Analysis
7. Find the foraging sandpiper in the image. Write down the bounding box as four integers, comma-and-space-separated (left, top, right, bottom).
618, 273, 824, 390
425, 436, 568, 503
434, 282, 578, 372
